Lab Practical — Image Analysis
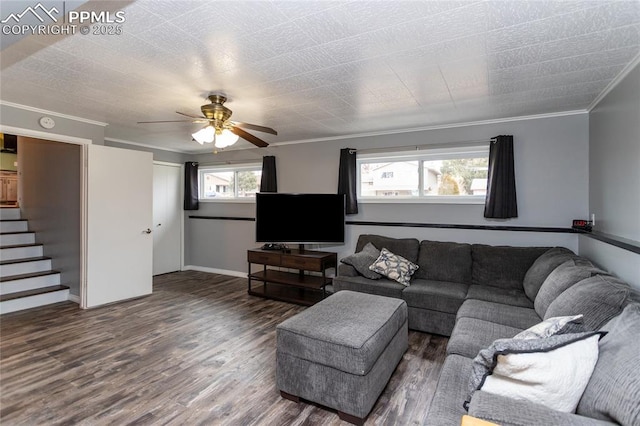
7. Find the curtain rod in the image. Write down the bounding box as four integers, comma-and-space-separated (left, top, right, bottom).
350, 139, 493, 155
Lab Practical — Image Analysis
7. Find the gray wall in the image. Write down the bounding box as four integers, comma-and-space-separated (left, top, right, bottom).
588, 63, 640, 241
17, 137, 82, 296
105, 139, 190, 164
186, 113, 588, 274
582, 62, 640, 289
0, 104, 105, 144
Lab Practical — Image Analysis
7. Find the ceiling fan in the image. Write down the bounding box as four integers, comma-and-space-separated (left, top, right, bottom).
137, 94, 276, 149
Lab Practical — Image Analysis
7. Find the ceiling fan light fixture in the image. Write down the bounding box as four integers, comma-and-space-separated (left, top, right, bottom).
214, 129, 239, 149
192, 125, 215, 144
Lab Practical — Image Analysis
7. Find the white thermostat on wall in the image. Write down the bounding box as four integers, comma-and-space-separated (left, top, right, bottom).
39, 116, 55, 129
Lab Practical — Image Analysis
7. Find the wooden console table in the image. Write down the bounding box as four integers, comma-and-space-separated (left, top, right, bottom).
247, 248, 337, 306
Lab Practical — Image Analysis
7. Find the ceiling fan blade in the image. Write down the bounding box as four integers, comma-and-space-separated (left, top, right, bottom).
232, 122, 277, 135
176, 111, 207, 120
230, 127, 269, 148
137, 119, 196, 124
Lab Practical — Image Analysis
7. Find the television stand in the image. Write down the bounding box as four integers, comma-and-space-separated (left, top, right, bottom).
247, 248, 337, 306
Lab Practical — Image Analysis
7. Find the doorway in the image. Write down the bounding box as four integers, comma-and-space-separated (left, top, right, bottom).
152, 162, 182, 275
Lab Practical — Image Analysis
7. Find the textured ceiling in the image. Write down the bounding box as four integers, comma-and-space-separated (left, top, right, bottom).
1, 0, 639, 153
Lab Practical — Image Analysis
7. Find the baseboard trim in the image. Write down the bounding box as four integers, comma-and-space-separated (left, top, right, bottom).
183, 265, 247, 279
68, 294, 81, 304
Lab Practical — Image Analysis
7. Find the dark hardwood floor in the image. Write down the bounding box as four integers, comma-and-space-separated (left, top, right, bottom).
0, 271, 448, 425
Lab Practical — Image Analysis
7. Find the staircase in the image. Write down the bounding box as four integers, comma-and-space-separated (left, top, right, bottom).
0, 208, 70, 314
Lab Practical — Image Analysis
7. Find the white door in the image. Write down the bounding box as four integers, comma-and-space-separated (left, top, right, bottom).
153, 163, 182, 275
85, 145, 153, 308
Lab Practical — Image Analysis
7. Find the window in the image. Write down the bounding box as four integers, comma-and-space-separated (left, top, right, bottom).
358, 145, 489, 203
199, 164, 262, 200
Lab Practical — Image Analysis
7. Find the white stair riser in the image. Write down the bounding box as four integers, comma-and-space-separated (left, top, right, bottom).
0, 221, 28, 233
0, 289, 69, 314
0, 209, 21, 220
0, 273, 61, 296
0, 245, 43, 261
1, 233, 35, 246
0, 259, 51, 277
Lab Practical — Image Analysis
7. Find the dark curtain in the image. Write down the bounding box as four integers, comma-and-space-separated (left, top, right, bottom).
184, 162, 199, 211
260, 156, 277, 192
338, 148, 358, 215
484, 135, 518, 219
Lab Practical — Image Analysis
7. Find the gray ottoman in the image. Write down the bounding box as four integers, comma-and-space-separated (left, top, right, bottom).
276, 290, 408, 425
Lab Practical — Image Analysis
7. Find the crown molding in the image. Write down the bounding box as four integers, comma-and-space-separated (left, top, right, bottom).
588, 52, 640, 112
104, 137, 188, 154
267, 109, 588, 148
0, 124, 92, 145
0, 100, 109, 127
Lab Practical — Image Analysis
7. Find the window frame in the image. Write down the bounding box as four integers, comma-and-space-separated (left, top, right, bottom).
357, 145, 489, 204
198, 163, 262, 202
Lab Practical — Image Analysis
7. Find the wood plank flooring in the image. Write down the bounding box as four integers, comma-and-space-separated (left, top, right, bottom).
0, 271, 448, 425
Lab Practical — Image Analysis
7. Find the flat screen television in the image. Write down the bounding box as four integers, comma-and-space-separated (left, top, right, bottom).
255, 193, 345, 245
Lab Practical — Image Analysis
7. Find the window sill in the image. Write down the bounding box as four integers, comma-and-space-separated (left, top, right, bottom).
357, 196, 485, 205
198, 198, 256, 204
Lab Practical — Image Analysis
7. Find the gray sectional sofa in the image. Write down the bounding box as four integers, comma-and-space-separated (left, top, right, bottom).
333, 234, 640, 426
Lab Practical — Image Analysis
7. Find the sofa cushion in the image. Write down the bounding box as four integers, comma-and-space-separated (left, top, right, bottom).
369, 248, 419, 286
466, 285, 533, 308
545, 274, 630, 330
337, 263, 358, 277
355, 234, 420, 263
456, 299, 541, 330
469, 390, 617, 426
523, 247, 576, 301
577, 303, 640, 425
424, 354, 474, 426
467, 331, 604, 413
332, 275, 405, 299
446, 318, 522, 358
340, 242, 382, 280
471, 244, 548, 290
413, 240, 472, 283
401, 279, 468, 314
534, 258, 601, 317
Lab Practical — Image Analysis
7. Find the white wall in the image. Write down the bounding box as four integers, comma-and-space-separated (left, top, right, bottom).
186, 113, 588, 274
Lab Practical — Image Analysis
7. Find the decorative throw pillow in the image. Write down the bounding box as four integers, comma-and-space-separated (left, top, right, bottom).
369, 247, 419, 286
466, 331, 605, 413
340, 242, 382, 279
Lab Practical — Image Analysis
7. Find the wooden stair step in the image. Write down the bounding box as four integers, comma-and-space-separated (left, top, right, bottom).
0, 256, 51, 266
1, 243, 43, 249
0, 270, 60, 283
0, 285, 70, 302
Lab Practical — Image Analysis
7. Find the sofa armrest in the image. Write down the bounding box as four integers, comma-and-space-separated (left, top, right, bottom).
337, 263, 359, 277
468, 391, 616, 426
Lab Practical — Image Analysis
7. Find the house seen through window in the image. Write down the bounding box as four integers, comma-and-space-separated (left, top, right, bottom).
358, 145, 489, 201
199, 164, 262, 200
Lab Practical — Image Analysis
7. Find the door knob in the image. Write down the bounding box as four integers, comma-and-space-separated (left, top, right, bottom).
143, 228, 152, 234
